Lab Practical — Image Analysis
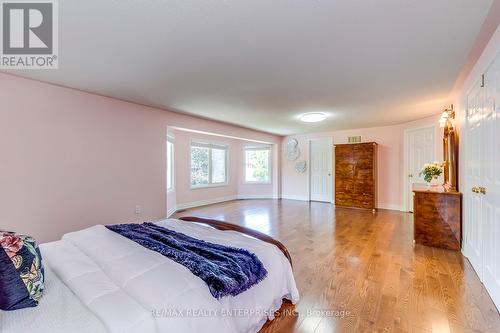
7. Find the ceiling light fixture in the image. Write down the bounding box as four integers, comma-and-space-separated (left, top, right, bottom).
300, 112, 327, 123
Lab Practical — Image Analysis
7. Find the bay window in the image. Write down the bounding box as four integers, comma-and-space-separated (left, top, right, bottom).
191, 142, 228, 187
245, 146, 271, 183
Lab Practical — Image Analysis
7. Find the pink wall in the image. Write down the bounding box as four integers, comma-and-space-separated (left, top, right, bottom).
0, 73, 281, 243
281, 115, 443, 211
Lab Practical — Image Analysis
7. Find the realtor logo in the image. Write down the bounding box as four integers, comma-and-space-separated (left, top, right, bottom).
1, 0, 58, 69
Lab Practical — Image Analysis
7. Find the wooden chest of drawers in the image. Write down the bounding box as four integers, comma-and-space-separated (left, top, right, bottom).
335, 142, 377, 211
413, 185, 462, 250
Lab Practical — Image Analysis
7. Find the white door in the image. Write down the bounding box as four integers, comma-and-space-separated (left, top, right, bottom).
405, 126, 435, 211
479, 56, 500, 309
464, 53, 500, 311
310, 138, 333, 202
465, 79, 484, 278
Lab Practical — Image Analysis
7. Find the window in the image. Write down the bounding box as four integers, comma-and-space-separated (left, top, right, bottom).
167, 138, 174, 191
190, 142, 228, 187
245, 146, 271, 183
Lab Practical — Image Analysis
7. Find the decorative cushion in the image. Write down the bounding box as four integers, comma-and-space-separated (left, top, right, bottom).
0, 231, 44, 311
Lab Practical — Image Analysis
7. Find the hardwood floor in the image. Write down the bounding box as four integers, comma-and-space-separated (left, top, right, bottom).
175, 199, 500, 333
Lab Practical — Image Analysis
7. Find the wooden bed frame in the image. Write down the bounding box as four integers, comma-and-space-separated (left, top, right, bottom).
179, 216, 293, 267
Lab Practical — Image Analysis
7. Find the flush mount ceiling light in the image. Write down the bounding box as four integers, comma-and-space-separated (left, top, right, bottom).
300, 112, 327, 123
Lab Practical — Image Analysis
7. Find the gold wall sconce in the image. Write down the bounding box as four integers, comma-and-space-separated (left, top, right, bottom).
439, 105, 455, 128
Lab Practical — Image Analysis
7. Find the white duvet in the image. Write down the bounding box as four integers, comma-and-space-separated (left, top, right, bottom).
1, 219, 299, 333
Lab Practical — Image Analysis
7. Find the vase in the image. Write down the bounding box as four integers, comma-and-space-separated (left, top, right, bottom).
427, 176, 440, 187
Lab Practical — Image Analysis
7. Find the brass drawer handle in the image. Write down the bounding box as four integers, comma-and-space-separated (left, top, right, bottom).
472, 186, 480, 193
479, 186, 486, 195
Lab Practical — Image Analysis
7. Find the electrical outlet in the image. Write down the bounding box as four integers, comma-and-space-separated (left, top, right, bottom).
135, 205, 142, 214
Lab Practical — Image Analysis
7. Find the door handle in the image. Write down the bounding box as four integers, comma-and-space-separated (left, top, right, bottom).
479, 186, 486, 195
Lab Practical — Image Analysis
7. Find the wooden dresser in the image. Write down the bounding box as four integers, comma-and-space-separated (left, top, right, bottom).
334, 142, 377, 211
413, 184, 462, 250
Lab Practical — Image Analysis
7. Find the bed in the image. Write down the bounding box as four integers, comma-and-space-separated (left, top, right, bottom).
0, 217, 299, 333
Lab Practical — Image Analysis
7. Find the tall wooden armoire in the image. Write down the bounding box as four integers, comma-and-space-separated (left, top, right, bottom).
334, 142, 377, 211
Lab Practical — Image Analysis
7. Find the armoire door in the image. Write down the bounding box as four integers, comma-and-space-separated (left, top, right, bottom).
353, 144, 375, 209
334, 145, 354, 207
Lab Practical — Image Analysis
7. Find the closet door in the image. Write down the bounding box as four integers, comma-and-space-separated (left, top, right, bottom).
481, 56, 500, 309
465, 80, 484, 277
465, 53, 500, 310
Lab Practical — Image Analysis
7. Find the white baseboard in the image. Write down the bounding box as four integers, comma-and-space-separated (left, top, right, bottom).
281, 195, 310, 201
236, 194, 279, 200
377, 203, 404, 211
167, 207, 177, 218
176, 195, 238, 211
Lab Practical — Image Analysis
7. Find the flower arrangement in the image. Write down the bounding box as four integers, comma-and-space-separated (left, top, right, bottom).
420, 161, 445, 184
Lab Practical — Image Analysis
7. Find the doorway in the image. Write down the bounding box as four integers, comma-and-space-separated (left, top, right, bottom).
404, 126, 436, 211
309, 138, 333, 202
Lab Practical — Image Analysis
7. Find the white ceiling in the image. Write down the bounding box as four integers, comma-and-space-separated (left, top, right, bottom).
5, 0, 493, 135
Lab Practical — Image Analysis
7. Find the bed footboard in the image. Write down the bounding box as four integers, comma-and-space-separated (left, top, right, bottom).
178, 216, 293, 268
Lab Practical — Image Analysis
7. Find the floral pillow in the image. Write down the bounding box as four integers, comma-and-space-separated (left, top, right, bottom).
0, 231, 44, 311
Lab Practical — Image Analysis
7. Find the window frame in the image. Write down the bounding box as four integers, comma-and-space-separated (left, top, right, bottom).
166, 136, 175, 192
244, 145, 272, 184
190, 140, 229, 189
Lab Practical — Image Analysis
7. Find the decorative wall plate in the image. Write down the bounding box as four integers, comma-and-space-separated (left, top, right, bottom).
295, 161, 307, 173
285, 138, 300, 161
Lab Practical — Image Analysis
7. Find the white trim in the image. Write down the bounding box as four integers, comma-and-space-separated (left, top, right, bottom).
308, 140, 311, 202
243, 181, 272, 185
167, 139, 174, 192
176, 196, 238, 210
281, 195, 310, 201
190, 183, 229, 189
236, 194, 279, 200
402, 124, 436, 212
171, 126, 274, 145
167, 207, 177, 218
376, 203, 404, 211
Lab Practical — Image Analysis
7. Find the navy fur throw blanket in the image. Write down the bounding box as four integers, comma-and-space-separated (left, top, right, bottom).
106, 223, 267, 298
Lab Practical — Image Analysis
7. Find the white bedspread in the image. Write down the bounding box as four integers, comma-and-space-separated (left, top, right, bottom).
0, 263, 107, 333
3, 219, 299, 333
